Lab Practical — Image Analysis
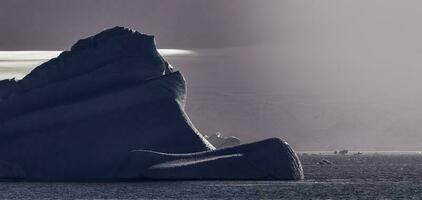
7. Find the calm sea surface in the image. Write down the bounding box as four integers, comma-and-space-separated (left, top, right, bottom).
2, 153, 422, 199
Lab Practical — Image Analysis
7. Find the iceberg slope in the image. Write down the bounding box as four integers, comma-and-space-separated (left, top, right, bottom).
123, 138, 303, 180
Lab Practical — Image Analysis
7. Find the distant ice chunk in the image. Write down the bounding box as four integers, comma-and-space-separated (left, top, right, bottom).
204, 132, 241, 149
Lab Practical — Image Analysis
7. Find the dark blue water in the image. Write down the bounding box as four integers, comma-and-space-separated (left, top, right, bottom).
2, 153, 422, 199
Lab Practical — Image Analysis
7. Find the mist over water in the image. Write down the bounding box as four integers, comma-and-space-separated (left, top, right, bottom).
2, 43, 422, 151
2, 0, 422, 150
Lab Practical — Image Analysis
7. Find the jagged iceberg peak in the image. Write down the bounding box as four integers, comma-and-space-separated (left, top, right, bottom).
70, 26, 158, 55
0, 26, 172, 99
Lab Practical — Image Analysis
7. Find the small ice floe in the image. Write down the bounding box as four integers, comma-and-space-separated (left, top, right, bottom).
317, 159, 333, 165
339, 150, 349, 155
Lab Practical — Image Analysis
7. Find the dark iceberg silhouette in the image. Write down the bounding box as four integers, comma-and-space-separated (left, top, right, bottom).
0, 27, 303, 181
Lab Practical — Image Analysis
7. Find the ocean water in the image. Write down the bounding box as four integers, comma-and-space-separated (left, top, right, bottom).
2, 153, 422, 199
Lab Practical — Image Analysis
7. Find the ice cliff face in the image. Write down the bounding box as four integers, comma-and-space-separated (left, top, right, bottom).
0, 27, 303, 181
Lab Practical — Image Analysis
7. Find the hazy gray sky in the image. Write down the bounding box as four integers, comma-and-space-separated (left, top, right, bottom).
2, 0, 422, 150
0, 0, 282, 49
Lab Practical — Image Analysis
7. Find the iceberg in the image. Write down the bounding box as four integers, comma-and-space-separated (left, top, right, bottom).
0, 27, 303, 181
204, 132, 241, 149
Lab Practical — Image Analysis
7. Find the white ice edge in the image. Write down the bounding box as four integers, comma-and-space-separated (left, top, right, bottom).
149, 154, 243, 169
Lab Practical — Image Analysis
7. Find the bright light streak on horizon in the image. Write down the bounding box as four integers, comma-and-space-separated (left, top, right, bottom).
0, 49, 196, 61
0, 49, 196, 80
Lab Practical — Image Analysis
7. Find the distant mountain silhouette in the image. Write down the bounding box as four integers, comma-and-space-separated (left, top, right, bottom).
0, 27, 303, 181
